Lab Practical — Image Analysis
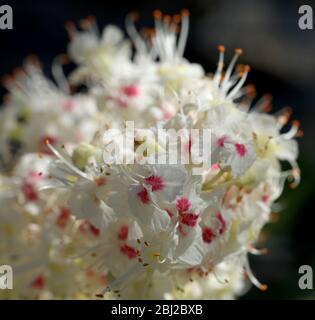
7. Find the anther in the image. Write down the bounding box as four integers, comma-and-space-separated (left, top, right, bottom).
130, 11, 139, 21
181, 9, 190, 17
235, 48, 243, 55
64, 21, 76, 38
218, 45, 225, 53
292, 120, 300, 129
153, 10, 162, 20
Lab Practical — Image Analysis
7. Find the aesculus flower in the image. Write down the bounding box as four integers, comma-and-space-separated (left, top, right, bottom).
0, 10, 301, 300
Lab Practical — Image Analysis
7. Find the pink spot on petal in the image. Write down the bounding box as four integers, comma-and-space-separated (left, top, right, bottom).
56, 207, 71, 229
29, 171, 44, 182
261, 194, 269, 203
31, 276, 45, 290
122, 84, 139, 97
118, 225, 129, 241
137, 187, 150, 204
120, 244, 138, 259
235, 143, 247, 157
211, 163, 221, 171
163, 110, 174, 120
216, 212, 226, 235
176, 197, 191, 213
180, 213, 199, 227
217, 136, 226, 148
22, 182, 38, 201
63, 100, 75, 112
95, 176, 106, 187
145, 175, 164, 192
79, 221, 100, 237
202, 227, 214, 244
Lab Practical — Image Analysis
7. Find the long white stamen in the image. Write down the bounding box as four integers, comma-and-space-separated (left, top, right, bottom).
214, 45, 225, 85
221, 48, 243, 90
177, 10, 190, 58
125, 13, 147, 55
244, 256, 268, 291
52, 55, 70, 94
227, 66, 250, 100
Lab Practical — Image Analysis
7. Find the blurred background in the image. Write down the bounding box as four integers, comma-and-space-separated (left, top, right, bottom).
0, 0, 314, 299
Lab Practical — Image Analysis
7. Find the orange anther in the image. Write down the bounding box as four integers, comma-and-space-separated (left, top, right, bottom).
235, 48, 243, 55
218, 45, 225, 53
181, 9, 190, 17
153, 10, 162, 19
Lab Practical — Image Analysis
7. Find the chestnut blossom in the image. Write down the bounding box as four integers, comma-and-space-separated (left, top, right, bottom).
0, 11, 301, 300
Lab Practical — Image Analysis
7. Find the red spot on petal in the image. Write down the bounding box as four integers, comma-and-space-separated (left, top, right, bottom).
120, 244, 138, 259
216, 212, 226, 235
118, 225, 129, 241
95, 176, 106, 186
137, 187, 150, 204
202, 227, 214, 244
31, 275, 45, 290
22, 182, 38, 201
235, 143, 247, 157
211, 163, 220, 171
122, 84, 139, 97
180, 213, 199, 227
261, 194, 269, 203
63, 100, 75, 112
28, 171, 44, 182
79, 221, 100, 237
176, 197, 191, 213
163, 110, 174, 120
57, 207, 71, 229
217, 136, 226, 148
145, 175, 164, 192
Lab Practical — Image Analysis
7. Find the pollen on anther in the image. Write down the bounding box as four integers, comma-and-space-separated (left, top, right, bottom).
235, 48, 243, 55
218, 45, 225, 53
153, 10, 162, 19
181, 9, 190, 17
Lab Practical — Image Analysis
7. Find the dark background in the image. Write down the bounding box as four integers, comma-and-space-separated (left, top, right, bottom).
1, 0, 315, 299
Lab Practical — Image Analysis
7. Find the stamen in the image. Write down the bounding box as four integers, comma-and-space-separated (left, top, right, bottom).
227, 65, 250, 99
214, 45, 225, 85
248, 245, 268, 255
221, 48, 244, 90
244, 257, 268, 291
177, 9, 190, 58
45, 141, 89, 180
64, 21, 76, 38
52, 54, 70, 94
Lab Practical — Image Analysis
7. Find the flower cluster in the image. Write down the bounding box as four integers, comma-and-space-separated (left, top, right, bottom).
0, 11, 301, 299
